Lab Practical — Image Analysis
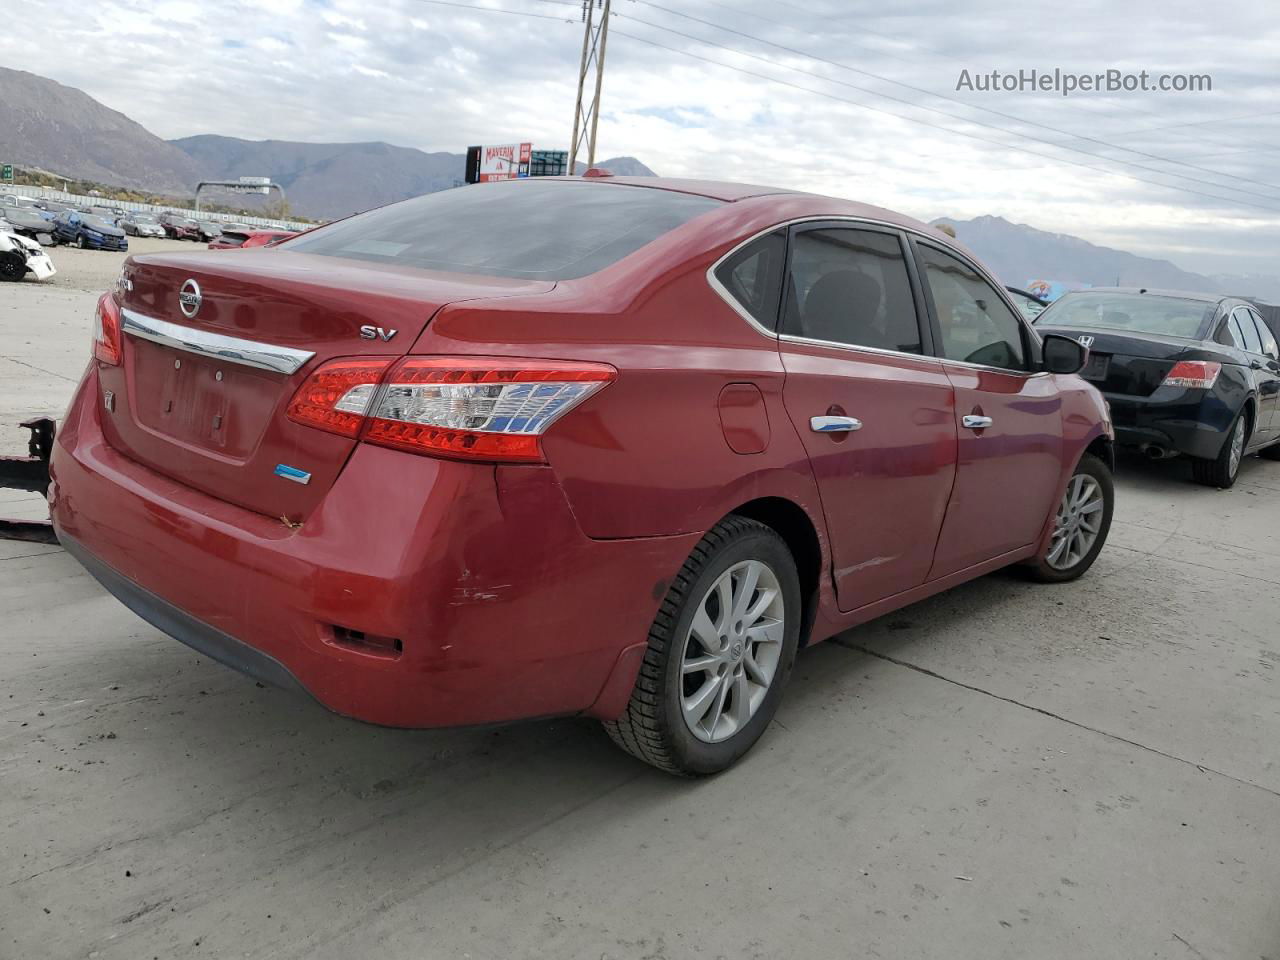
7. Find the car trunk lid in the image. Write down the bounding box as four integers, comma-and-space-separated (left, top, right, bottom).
99, 249, 554, 520
1038, 325, 1192, 397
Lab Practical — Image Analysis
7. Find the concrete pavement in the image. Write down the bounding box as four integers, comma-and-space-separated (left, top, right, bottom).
2, 246, 1279, 960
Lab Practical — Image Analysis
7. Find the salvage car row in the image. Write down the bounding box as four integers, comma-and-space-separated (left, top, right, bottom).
0, 193, 297, 253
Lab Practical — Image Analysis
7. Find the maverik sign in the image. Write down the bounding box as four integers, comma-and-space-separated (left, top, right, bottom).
465, 143, 532, 183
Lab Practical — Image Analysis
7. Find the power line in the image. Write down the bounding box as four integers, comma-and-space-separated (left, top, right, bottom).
1103, 108, 1280, 137
609, 28, 1280, 215
405, 0, 1280, 214
626, 0, 1280, 198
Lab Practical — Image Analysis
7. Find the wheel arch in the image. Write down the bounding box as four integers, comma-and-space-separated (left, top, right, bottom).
1242, 392, 1258, 439
1083, 433, 1114, 472
726, 496, 822, 648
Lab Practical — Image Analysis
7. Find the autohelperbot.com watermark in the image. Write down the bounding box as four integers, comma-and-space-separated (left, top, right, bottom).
956, 68, 1212, 97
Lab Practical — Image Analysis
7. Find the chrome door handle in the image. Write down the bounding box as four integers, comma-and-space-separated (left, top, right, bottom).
810, 415, 862, 433
962, 415, 994, 429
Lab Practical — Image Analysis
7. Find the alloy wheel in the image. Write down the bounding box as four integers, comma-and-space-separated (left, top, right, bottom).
1046, 473, 1105, 571
1228, 417, 1246, 479
680, 559, 785, 743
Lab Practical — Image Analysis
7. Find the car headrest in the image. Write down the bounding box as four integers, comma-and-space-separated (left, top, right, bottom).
801, 269, 883, 342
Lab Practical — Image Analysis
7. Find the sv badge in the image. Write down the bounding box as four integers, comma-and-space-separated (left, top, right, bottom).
359, 325, 398, 341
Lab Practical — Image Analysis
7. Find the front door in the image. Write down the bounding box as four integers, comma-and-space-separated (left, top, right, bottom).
912, 240, 1064, 579
777, 224, 957, 611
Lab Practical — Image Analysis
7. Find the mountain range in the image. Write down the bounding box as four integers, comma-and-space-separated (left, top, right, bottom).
936, 215, 1280, 303
0, 67, 654, 219
1, 66, 1273, 300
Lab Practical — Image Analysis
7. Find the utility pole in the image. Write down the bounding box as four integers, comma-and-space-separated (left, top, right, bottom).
568, 0, 611, 174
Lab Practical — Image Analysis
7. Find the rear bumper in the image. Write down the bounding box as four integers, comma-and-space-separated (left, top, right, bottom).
1103, 387, 1233, 459
51, 367, 696, 727
59, 532, 312, 697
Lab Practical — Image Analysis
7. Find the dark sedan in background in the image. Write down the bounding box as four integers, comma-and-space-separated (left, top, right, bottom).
0, 205, 57, 245
51, 211, 129, 251
1037, 288, 1280, 487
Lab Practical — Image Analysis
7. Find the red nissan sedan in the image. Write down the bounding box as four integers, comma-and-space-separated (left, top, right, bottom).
50, 176, 1114, 775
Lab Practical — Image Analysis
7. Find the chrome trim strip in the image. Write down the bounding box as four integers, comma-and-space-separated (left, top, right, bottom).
779, 333, 935, 364
121, 309, 315, 375
937, 357, 1049, 379
705, 213, 1042, 352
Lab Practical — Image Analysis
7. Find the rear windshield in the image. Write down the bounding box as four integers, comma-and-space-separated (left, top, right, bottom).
284, 179, 723, 280
1037, 291, 1214, 339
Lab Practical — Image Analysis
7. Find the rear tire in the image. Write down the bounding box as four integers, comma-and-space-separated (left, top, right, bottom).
1259, 439, 1280, 461
75, 234, 85, 249
604, 516, 801, 776
1191, 410, 1248, 488
1026, 453, 1114, 583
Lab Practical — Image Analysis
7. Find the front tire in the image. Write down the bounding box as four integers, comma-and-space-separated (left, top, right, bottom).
75, 234, 85, 249
604, 516, 802, 776
1191, 410, 1248, 488
1026, 453, 1114, 583
0, 256, 25, 281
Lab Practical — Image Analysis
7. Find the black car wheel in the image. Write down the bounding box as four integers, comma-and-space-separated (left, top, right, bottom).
0, 255, 26, 282
1025, 453, 1114, 583
604, 515, 802, 776
75, 234, 86, 249
1191, 409, 1249, 488
1260, 441, 1280, 462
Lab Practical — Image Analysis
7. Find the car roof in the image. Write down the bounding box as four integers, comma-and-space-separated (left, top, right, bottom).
541, 175, 968, 246
1069, 286, 1230, 305
541, 175, 795, 202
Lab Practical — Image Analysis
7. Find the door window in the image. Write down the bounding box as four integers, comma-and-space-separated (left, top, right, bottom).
781, 228, 922, 354
1234, 307, 1263, 355
918, 245, 1027, 371
713, 231, 786, 330
1248, 309, 1279, 359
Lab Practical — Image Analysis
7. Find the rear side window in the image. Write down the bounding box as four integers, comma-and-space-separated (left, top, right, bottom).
285, 180, 722, 280
713, 231, 786, 329
781, 228, 922, 354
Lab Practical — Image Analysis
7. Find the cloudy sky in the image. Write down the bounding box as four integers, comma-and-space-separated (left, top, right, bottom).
4, 0, 1278, 276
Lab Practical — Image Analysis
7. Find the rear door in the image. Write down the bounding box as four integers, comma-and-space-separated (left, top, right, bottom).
1241, 306, 1280, 440
912, 240, 1064, 579
776, 223, 957, 612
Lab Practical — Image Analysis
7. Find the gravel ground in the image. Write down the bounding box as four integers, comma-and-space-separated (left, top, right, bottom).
3, 247, 1280, 960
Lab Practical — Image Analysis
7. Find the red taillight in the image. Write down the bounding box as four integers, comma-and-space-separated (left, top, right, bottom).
286, 358, 393, 437
363, 357, 616, 462
285, 355, 616, 462
93, 294, 122, 366
1163, 360, 1221, 389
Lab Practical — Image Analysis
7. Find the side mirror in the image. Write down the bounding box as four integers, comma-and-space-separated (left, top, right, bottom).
1041, 333, 1088, 375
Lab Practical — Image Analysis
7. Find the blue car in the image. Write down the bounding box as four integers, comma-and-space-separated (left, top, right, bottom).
52, 211, 128, 251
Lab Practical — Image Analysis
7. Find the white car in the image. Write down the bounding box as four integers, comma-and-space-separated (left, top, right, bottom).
0, 222, 57, 281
